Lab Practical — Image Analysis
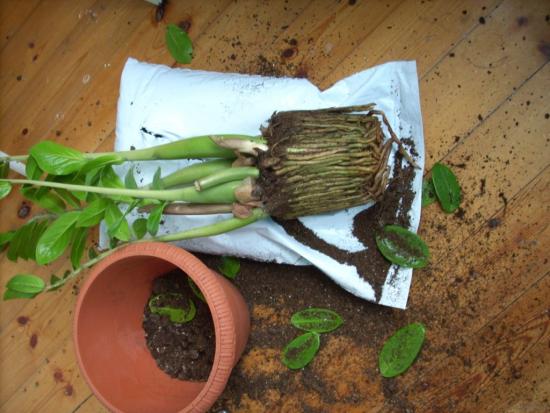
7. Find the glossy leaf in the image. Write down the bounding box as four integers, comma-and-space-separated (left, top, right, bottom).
379, 323, 426, 378
218, 256, 240, 279
132, 218, 147, 239
80, 154, 124, 174
165, 24, 193, 64
431, 163, 461, 213
3, 289, 38, 300
282, 332, 320, 370
7, 221, 36, 261
29, 140, 86, 175
0, 181, 11, 200
35, 192, 66, 214
125, 166, 138, 189
421, 178, 436, 208
375, 225, 429, 269
147, 202, 166, 236
25, 156, 42, 180
54, 188, 80, 209
26, 220, 49, 261
100, 165, 124, 188
188, 277, 206, 303
17, 221, 38, 260
70, 227, 88, 269
36, 211, 80, 265
149, 294, 196, 323
291, 308, 343, 333
104, 202, 130, 241
77, 198, 109, 228
6, 274, 45, 294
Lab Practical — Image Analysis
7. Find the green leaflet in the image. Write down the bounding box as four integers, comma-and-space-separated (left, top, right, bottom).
165, 24, 193, 64
218, 256, 240, 279
0, 181, 11, 200
148, 293, 196, 323
379, 323, 426, 378
375, 225, 430, 269
431, 163, 461, 213
29, 140, 86, 175
421, 178, 436, 208
147, 202, 166, 236
151, 167, 163, 190
36, 211, 80, 265
0, 231, 15, 250
291, 308, 343, 333
132, 218, 147, 239
7, 220, 45, 262
125, 166, 138, 189
80, 154, 124, 174
3, 289, 38, 300
70, 227, 88, 269
25, 156, 42, 180
54, 188, 80, 209
104, 201, 130, 241
48, 274, 65, 291
281, 332, 320, 370
77, 198, 109, 227
6, 274, 45, 294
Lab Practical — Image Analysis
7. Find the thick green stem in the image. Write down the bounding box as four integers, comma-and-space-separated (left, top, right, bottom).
2, 178, 241, 204
144, 159, 234, 189
149, 208, 268, 242
195, 167, 259, 191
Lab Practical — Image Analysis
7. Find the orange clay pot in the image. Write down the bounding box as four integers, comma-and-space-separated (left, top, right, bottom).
74, 242, 250, 413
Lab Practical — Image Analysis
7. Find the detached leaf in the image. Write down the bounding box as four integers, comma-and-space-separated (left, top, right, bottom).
0, 181, 12, 200
6, 274, 45, 294
149, 294, 196, 323
218, 256, 240, 279
36, 211, 80, 265
25, 156, 42, 180
125, 166, 138, 189
165, 23, 193, 64
104, 201, 130, 241
29, 141, 86, 175
282, 332, 320, 370
147, 202, 166, 236
379, 323, 426, 378
291, 308, 343, 333
188, 277, 206, 303
421, 178, 436, 208
70, 227, 88, 269
3, 289, 38, 300
77, 198, 109, 228
375, 225, 430, 269
432, 163, 461, 213
132, 218, 147, 239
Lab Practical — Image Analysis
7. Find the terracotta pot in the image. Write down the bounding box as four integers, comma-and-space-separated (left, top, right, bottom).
74, 242, 250, 413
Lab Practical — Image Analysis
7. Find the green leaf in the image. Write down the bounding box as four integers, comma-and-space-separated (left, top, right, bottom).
132, 218, 147, 240
17, 221, 38, 260
218, 256, 240, 279
431, 163, 461, 213
0, 181, 12, 200
188, 277, 206, 303
25, 156, 42, 180
148, 294, 196, 323
36, 211, 80, 265
0, 161, 9, 178
421, 178, 436, 208
104, 201, 130, 241
26, 220, 49, 261
70, 227, 88, 269
80, 154, 124, 175
146, 202, 166, 236
375, 225, 430, 269
29, 140, 86, 175
282, 332, 320, 370
6, 274, 45, 294
35, 192, 66, 214
125, 166, 138, 189
54, 173, 87, 201
3, 289, 38, 300
77, 198, 109, 227
54, 188, 80, 209
48, 274, 64, 291
379, 323, 426, 378
100, 166, 133, 203
88, 246, 98, 259
7, 221, 38, 261
291, 308, 344, 333
0, 231, 15, 250
151, 167, 163, 190
165, 23, 193, 64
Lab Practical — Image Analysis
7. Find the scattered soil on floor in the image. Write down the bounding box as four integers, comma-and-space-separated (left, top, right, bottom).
143, 270, 215, 381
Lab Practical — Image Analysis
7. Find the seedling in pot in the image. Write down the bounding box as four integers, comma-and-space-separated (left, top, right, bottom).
0, 104, 417, 300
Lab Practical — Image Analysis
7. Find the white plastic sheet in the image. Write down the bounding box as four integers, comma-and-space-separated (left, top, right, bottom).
102, 58, 425, 309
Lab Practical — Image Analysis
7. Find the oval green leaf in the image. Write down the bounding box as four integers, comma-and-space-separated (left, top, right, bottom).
125, 166, 138, 189
149, 294, 196, 324
104, 202, 130, 241
379, 322, 426, 378
35, 191, 66, 214
70, 227, 88, 269
166, 24, 193, 64
77, 198, 109, 228
421, 178, 436, 208
218, 256, 240, 279
0, 181, 11, 200
147, 202, 166, 236
25, 156, 42, 180
36, 211, 80, 265
291, 308, 344, 333
282, 332, 320, 370
6, 274, 45, 294
80, 154, 124, 175
132, 218, 148, 240
375, 225, 429, 269
29, 141, 86, 175
431, 163, 461, 213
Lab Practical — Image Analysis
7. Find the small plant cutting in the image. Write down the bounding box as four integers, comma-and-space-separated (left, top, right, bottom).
0, 104, 418, 300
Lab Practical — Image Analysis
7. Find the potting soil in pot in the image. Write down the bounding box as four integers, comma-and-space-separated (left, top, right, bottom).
142, 270, 215, 381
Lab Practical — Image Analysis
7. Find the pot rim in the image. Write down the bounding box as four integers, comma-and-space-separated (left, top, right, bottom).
73, 242, 237, 413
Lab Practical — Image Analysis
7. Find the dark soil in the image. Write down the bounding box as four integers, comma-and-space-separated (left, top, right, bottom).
142, 270, 215, 381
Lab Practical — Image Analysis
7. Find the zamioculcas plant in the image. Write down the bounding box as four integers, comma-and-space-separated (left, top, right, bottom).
0, 104, 416, 299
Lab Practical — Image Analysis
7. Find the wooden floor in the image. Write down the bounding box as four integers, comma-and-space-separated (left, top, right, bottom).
0, 0, 548, 412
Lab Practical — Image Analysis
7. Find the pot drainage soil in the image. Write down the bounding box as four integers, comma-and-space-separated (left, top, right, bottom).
142, 269, 215, 381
